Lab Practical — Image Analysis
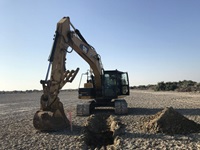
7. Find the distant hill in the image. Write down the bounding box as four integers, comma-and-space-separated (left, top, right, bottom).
130, 80, 200, 92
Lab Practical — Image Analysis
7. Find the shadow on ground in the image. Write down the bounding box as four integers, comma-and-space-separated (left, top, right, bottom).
36, 125, 82, 136
87, 107, 200, 116
128, 108, 200, 116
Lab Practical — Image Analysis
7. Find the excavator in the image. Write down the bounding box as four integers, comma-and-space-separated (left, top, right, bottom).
33, 17, 129, 131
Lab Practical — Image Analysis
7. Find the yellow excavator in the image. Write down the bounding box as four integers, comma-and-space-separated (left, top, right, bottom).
33, 17, 129, 131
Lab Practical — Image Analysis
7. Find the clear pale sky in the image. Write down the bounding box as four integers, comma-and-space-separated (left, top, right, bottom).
0, 0, 200, 91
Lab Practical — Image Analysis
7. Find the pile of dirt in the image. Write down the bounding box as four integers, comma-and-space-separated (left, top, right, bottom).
141, 107, 200, 135
82, 114, 125, 149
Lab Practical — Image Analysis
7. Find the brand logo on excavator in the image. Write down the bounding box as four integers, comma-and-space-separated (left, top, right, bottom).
80, 44, 89, 54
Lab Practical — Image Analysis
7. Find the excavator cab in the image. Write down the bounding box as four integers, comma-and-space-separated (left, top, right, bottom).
79, 70, 129, 100
103, 70, 129, 99
78, 70, 129, 115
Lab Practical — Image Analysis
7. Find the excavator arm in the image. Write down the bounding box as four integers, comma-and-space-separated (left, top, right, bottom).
33, 17, 103, 131
40, 17, 81, 110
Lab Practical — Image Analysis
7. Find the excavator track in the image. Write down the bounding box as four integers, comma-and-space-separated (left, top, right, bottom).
114, 99, 128, 115
76, 99, 128, 116
77, 102, 91, 116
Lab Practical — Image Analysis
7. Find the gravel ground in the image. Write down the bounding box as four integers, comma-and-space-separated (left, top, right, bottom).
1, 90, 200, 149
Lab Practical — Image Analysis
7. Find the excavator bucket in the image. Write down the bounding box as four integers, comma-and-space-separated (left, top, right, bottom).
33, 96, 70, 131
33, 110, 70, 131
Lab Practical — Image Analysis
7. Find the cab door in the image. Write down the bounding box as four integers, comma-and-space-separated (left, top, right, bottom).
119, 72, 130, 96
103, 72, 117, 98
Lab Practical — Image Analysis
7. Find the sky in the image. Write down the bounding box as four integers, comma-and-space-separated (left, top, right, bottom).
0, 0, 200, 91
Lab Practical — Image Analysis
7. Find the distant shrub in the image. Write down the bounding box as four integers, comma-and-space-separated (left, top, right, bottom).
130, 85, 156, 90
176, 80, 197, 92
155, 82, 166, 91
131, 80, 200, 92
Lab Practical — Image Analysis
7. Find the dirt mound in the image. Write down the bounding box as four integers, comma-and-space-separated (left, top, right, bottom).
141, 107, 200, 135
82, 114, 125, 149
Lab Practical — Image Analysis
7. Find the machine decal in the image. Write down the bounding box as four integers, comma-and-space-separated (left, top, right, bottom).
80, 44, 89, 54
